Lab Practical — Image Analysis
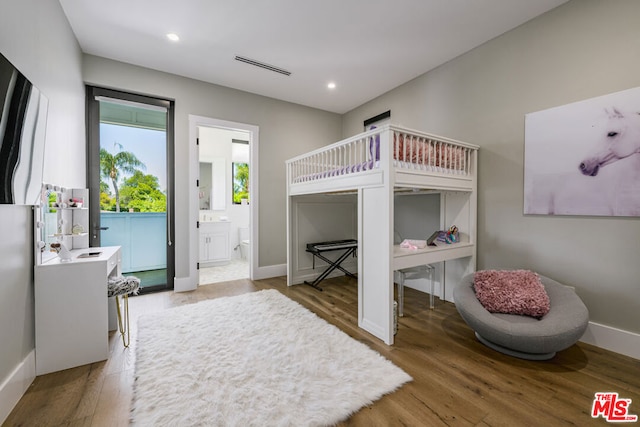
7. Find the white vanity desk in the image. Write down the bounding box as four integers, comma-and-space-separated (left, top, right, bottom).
34, 246, 121, 375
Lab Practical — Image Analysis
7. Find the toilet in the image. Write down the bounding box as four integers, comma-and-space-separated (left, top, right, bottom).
238, 227, 250, 260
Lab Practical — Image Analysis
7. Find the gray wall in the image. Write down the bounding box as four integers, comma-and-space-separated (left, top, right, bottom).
0, 0, 85, 384
343, 0, 640, 334
82, 56, 342, 274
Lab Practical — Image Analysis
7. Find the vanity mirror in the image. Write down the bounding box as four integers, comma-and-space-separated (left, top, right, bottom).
35, 184, 59, 264
35, 184, 89, 265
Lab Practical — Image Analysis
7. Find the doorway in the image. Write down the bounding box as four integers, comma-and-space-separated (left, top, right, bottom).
187, 115, 258, 290
198, 127, 251, 285
87, 86, 175, 292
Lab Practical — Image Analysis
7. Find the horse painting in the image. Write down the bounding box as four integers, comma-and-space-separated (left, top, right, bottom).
525, 104, 640, 217
579, 108, 640, 177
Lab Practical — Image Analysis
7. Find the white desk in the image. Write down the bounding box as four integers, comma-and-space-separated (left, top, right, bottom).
392, 241, 474, 270
34, 246, 121, 375
393, 240, 475, 302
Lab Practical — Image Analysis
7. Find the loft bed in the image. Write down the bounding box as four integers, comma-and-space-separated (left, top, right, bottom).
286, 124, 479, 345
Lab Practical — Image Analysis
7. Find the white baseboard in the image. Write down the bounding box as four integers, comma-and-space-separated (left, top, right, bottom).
362, 311, 638, 357
580, 322, 640, 361
174, 276, 197, 292
253, 263, 287, 281
0, 350, 36, 425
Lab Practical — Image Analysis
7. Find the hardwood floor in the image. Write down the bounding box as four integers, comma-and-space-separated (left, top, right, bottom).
4, 276, 639, 426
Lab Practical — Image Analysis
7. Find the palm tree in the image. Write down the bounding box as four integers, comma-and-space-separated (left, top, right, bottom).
233, 162, 249, 203
100, 144, 145, 212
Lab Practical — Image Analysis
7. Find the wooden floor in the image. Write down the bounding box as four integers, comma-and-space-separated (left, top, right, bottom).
5, 276, 639, 426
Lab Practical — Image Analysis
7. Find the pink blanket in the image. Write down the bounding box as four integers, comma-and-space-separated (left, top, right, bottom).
393, 133, 465, 170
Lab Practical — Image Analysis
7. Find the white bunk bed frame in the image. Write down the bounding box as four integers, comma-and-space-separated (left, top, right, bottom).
286, 124, 479, 345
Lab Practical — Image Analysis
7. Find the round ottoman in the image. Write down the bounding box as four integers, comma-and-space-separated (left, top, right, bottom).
453, 273, 589, 360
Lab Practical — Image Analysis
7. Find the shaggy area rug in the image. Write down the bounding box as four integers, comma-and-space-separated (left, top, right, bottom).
132, 289, 411, 426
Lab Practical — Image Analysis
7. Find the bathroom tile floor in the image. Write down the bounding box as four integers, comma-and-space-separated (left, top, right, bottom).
199, 258, 250, 285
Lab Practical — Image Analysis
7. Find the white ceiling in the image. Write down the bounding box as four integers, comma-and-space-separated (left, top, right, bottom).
59, 0, 568, 114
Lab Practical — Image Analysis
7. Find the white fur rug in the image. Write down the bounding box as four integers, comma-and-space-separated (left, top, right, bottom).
132, 289, 411, 426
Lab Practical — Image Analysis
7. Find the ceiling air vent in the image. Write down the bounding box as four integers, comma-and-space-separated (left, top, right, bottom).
235, 55, 291, 76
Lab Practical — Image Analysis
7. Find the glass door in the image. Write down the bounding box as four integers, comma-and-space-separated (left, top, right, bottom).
86, 86, 175, 292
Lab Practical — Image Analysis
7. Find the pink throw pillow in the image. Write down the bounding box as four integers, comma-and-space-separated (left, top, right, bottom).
473, 270, 550, 319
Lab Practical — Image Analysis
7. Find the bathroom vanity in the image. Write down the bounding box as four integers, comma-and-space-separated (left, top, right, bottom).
199, 221, 230, 266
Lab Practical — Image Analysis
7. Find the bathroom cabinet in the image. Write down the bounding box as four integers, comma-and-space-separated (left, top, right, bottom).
199, 221, 230, 266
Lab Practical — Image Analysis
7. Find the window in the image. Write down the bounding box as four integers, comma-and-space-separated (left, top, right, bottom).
232, 162, 249, 204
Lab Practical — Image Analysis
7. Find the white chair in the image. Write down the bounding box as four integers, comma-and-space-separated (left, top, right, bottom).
394, 231, 436, 316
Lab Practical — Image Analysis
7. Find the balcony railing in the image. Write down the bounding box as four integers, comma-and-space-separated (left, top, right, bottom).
100, 212, 166, 274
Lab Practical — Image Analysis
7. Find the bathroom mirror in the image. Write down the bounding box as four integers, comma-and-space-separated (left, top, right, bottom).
199, 162, 212, 210
199, 158, 226, 211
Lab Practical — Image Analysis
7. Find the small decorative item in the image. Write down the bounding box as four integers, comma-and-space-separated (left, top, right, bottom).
50, 242, 73, 261
435, 225, 459, 245
446, 225, 459, 243
58, 243, 73, 262
69, 197, 83, 208
72, 224, 84, 234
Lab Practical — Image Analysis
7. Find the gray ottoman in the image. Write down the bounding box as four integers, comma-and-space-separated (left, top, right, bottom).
453, 273, 589, 360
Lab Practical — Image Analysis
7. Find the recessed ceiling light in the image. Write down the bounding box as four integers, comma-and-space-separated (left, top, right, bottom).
166, 33, 180, 42
327, 82, 336, 89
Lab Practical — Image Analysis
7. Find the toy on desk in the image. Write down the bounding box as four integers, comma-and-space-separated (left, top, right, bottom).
428, 225, 459, 245
446, 225, 459, 243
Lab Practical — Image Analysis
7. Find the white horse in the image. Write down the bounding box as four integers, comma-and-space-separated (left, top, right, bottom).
579, 107, 640, 176
527, 107, 640, 216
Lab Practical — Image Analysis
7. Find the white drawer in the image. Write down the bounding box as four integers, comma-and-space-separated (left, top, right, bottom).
107, 248, 121, 276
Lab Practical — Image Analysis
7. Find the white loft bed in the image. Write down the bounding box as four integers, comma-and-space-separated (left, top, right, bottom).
286, 124, 479, 345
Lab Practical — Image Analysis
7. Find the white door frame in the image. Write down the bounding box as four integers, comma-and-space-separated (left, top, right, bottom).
179, 115, 259, 292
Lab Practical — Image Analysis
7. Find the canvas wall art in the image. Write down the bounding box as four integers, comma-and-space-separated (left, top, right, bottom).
524, 86, 640, 217
0, 51, 48, 205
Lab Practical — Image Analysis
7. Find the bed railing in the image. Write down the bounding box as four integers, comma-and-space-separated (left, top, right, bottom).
287, 125, 477, 186
288, 131, 378, 184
